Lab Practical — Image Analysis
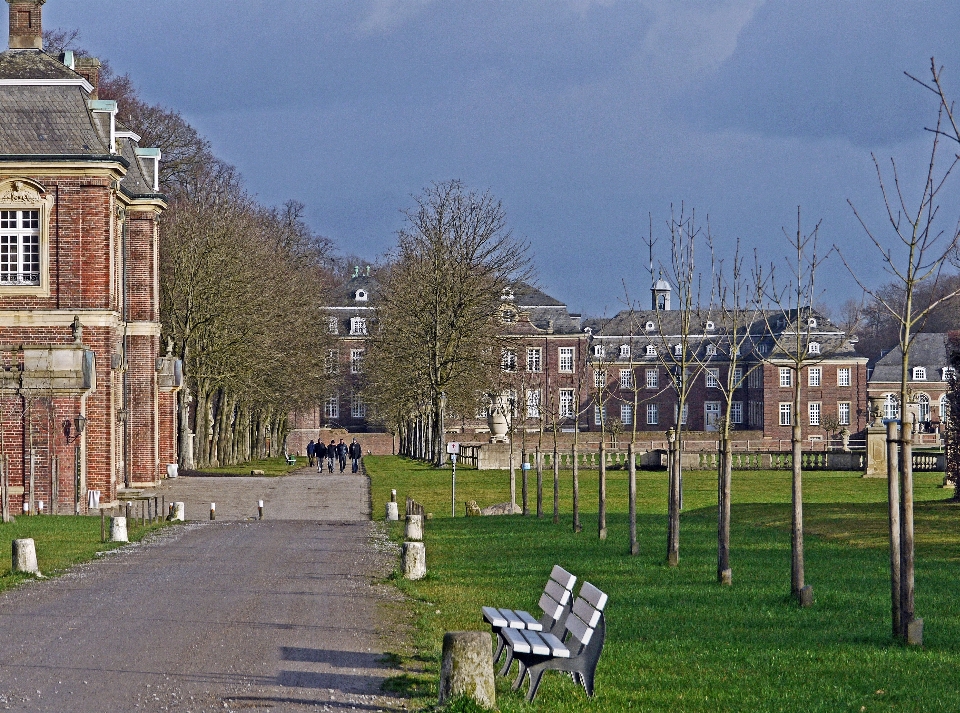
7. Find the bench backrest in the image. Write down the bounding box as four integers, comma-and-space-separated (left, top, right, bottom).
564, 581, 608, 648
537, 565, 577, 621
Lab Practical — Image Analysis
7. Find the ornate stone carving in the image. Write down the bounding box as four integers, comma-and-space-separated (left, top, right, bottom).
0, 180, 43, 205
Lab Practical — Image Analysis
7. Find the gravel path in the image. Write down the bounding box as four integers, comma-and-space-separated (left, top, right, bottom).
0, 467, 407, 712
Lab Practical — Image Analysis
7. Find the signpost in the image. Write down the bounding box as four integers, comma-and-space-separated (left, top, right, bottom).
447, 442, 459, 517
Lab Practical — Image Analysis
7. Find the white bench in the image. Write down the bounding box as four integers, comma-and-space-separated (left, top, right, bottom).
481, 565, 577, 674
504, 581, 608, 702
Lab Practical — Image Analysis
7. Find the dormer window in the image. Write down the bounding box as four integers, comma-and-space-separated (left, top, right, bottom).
500, 308, 515, 323
355, 289, 368, 302
327, 316, 338, 335
673, 344, 682, 356
619, 344, 630, 359
705, 320, 715, 331
942, 367, 956, 381
758, 343, 769, 355
593, 345, 605, 358
808, 342, 821, 354
913, 366, 926, 381
645, 321, 655, 331
706, 344, 717, 356
645, 345, 657, 357
807, 317, 817, 328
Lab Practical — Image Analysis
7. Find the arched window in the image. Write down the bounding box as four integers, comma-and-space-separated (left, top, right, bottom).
913, 366, 927, 380
939, 393, 949, 423
917, 393, 930, 422
883, 393, 900, 420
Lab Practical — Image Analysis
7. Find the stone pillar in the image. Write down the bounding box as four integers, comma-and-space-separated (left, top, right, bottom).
110, 516, 128, 542
404, 514, 423, 541
402, 541, 426, 580
168, 501, 185, 521
865, 425, 888, 477
12, 538, 39, 575
385, 501, 399, 521
438, 631, 496, 709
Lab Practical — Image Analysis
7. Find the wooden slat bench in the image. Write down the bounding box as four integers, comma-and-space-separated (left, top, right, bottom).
504, 581, 608, 702
481, 565, 577, 675
284, 454, 296, 466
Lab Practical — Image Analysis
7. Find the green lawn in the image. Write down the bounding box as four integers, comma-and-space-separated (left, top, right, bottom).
366, 456, 960, 712
189, 456, 303, 477
0, 514, 168, 592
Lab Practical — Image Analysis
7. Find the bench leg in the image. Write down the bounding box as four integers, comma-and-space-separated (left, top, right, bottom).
525, 667, 546, 702
492, 633, 505, 665
511, 661, 528, 692
499, 647, 515, 677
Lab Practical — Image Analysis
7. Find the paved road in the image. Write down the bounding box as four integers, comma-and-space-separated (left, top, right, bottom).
0, 468, 406, 712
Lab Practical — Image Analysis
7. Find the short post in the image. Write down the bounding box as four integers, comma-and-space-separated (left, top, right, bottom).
438, 631, 496, 709
22, 502, 29, 517
38, 500, 44, 515
125, 501, 132, 524
258, 500, 264, 520
405, 513, 424, 541
391, 489, 397, 503
100, 508, 105, 542
170, 501, 185, 522
401, 541, 426, 579
110, 516, 128, 543
450, 452, 457, 518
12, 538, 40, 575
385, 501, 399, 521
210, 502, 216, 520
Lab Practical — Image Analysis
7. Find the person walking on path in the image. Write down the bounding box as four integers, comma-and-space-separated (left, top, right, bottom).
307, 440, 316, 468
337, 439, 348, 473
349, 438, 362, 473
315, 439, 327, 472
327, 440, 337, 473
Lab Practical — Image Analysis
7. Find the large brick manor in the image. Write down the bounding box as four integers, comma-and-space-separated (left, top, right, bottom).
0, 0, 180, 515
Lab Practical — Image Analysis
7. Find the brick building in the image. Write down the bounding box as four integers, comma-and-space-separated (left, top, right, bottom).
0, 0, 179, 515
583, 281, 868, 442
867, 332, 951, 429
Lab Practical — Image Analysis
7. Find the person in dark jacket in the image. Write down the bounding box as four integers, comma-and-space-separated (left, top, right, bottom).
307, 440, 316, 467
314, 440, 327, 473
336, 439, 348, 473
348, 438, 362, 473
327, 440, 337, 472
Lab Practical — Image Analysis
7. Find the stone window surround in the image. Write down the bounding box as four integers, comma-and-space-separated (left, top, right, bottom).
0, 179, 53, 297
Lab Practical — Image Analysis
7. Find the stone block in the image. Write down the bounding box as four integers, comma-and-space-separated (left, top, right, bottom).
385, 501, 399, 521
404, 514, 424, 541
402, 541, 426, 580
464, 500, 482, 517
12, 538, 39, 575
250, 469, 265, 476
720, 568, 732, 586
798, 584, 814, 608
906, 618, 924, 646
438, 631, 496, 709
168, 502, 185, 522
480, 502, 521, 516
110, 516, 129, 542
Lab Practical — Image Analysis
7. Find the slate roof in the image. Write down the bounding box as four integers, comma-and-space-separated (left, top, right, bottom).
116, 134, 161, 198
326, 274, 379, 308
870, 332, 950, 383
0, 83, 109, 155
0, 49, 80, 80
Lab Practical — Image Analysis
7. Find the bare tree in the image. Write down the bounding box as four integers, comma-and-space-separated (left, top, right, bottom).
367, 181, 531, 466
839, 59, 960, 642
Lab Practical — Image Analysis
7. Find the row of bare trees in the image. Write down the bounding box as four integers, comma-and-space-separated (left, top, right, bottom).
47, 29, 336, 468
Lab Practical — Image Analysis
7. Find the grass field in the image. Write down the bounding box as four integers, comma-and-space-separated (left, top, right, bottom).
188, 456, 302, 477
0, 514, 166, 593
366, 455, 960, 712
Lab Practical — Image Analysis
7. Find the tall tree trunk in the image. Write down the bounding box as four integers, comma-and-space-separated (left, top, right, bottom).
887, 420, 902, 638
572, 443, 581, 532
628, 442, 638, 555
521, 448, 528, 515
667, 430, 679, 567
536, 446, 543, 518
900, 416, 916, 639
791, 421, 805, 599
552, 442, 559, 525
598, 438, 607, 540
718, 436, 732, 584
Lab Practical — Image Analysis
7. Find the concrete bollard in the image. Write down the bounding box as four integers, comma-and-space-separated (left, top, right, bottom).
391, 489, 397, 503
210, 503, 216, 520
385, 501, 399, 521
110, 516, 129, 543
258, 500, 264, 520
438, 631, 496, 709
168, 501, 185, 522
798, 584, 814, 608
12, 538, 40, 575
402, 541, 426, 580
404, 514, 424, 541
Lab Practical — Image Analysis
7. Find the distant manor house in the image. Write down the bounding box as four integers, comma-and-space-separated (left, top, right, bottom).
0, 0, 180, 516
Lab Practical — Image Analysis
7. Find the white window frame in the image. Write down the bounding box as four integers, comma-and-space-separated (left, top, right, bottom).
621, 403, 633, 425
559, 347, 575, 373
619, 344, 630, 359
674, 403, 689, 425
350, 317, 367, 335
594, 404, 604, 425
619, 369, 633, 389
325, 349, 339, 375
808, 342, 821, 354
808, 367, 821, 387
646, 403, 658, 425
645, 368, 659, 389
731, 401, 743, 424
883, 393, 899, 420
350, 348, 363, 375
837, 367, 851, 387
327, 316, 339, 334
0, 189, 50, 296
559, 389, 575, 418
748, 368, 763, 389
706, 368, 720, 388
645, 344, 657, 356
526, 347, 542, 373
501, 350, 517, 372
808, 401, 821, 426
324, 395, 339, 420
594, 369, 606, 389
350, 393, 366, 419
779, 367, 792, 388
838, 401, 850, 426
779, 402, 792, 426
913, 366, 927, 381
706, 344, 717, 356
526, 389, 541, 419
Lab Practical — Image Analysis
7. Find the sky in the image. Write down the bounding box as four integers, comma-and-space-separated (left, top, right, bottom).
22, 0, 960, 318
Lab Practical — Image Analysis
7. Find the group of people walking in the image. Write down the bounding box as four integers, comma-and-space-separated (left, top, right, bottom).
306, 437, 362, 473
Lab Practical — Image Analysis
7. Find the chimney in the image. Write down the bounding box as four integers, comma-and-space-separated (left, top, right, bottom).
6, 0, 45, 50
75, 56, 101, 98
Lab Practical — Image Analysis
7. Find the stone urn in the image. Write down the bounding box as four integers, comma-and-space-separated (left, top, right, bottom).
488, 409, 509, 443
840, 427, 851, 452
